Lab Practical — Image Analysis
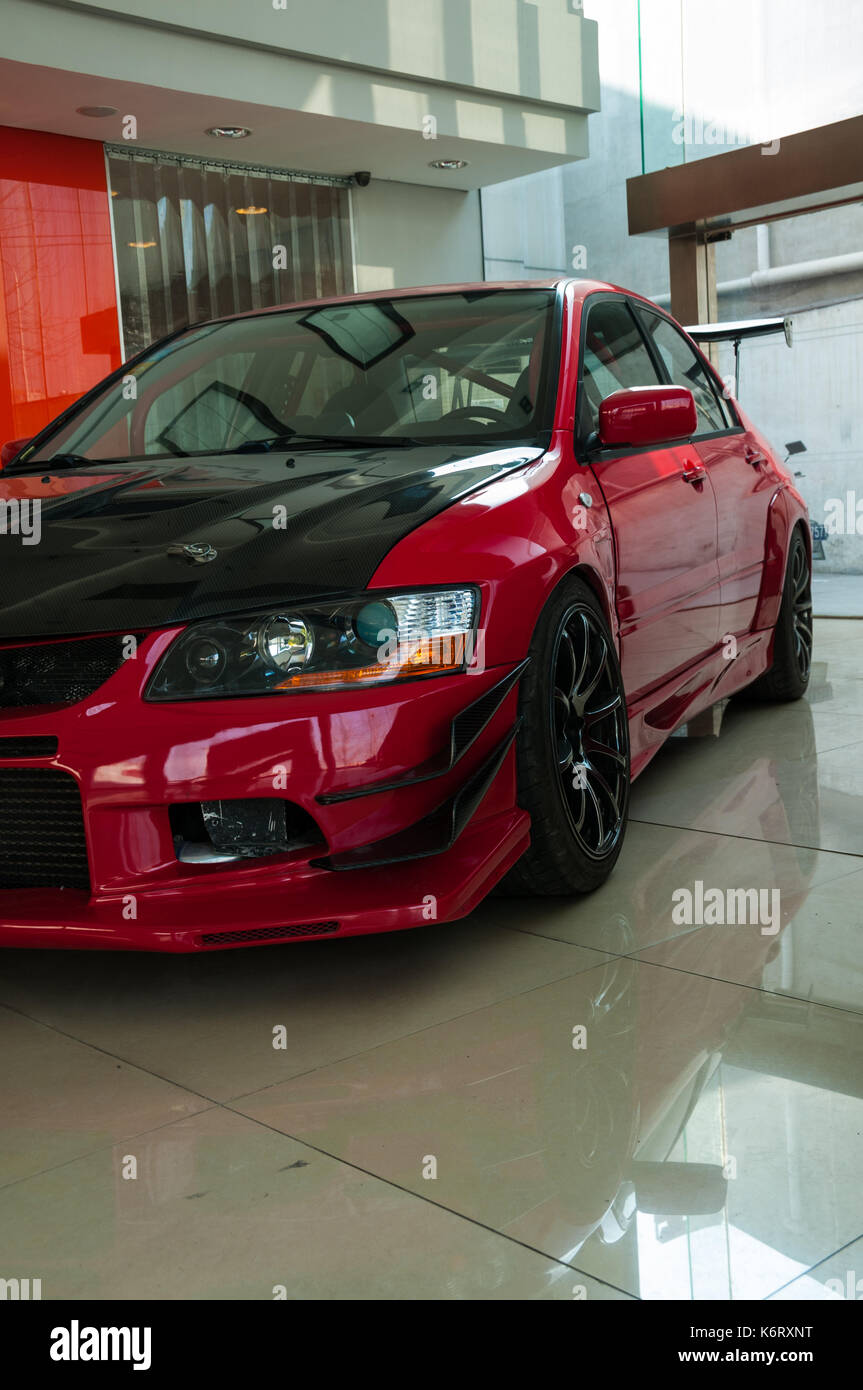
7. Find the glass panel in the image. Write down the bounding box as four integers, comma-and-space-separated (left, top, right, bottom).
636, 309, 732, 433
107, 153, 354, 356
27, 289, 558, 461
0, 128, 122, 444
580, 299, 662, 435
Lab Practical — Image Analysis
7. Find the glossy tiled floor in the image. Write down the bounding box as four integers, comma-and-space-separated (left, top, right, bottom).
1, 619, 861, 1301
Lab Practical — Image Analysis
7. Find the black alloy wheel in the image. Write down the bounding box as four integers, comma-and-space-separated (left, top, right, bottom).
500, 575, 631, 897
551, 604, 629, 861
746, 528, 813, 702
789, 538, 814, 683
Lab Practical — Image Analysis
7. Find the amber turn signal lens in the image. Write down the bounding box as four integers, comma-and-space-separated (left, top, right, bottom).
275, 638, 465, 689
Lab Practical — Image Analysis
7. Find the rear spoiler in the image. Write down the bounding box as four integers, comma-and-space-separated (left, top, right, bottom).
685, 317, 793, 347
684, 317, 793, 395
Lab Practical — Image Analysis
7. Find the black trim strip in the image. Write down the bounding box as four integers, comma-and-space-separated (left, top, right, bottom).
311, 721, 521, 871
0, 737, 58, 759
316, 659, 529, 805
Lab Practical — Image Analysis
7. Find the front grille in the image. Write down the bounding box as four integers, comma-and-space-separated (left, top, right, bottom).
0, 737, 58, 759
197, 922, 339, 947
0, 634, 140, 708
0, 768, 90, 890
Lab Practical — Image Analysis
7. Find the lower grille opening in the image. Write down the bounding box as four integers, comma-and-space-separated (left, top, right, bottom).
197, 922, 339, 947
170, 797, 324, 865
0, 737, 59, 759
0, 767, 90, 890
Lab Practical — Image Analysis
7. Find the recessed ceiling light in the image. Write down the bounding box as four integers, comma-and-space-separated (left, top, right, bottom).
76, 105, 118, 118
128, 241, 157, 249
235, 206, 268, 215
429, 158, 469, 170
207, 126, 252, 139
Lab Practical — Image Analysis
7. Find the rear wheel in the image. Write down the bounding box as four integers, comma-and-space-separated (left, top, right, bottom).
746, 528, 812, 702
501, 576, 631, 896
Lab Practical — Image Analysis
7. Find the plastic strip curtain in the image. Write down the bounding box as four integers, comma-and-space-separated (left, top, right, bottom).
106, 150, 354, 355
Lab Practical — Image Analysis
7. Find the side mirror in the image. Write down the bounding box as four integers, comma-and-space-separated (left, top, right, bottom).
598, 386, 697, 449
0, 437, 32, 469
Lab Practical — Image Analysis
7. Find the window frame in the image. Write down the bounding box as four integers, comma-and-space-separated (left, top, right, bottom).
574, 291, 745, 465
630, 300, 743, 439
574, 291, 664, 461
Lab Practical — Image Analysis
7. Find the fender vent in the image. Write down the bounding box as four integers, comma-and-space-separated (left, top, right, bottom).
197, 922, 339, 947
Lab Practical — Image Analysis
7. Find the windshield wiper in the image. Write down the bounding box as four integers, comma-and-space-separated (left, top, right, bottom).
227, 433, 417, 453
25, 453, 120, 469
37, 445, 190, 466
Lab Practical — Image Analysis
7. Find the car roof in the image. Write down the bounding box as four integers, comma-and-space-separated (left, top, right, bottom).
217, 277, 638, 325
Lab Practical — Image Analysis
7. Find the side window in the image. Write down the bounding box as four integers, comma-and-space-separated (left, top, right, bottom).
635, 309, 733, 434
579, 299, 662, 436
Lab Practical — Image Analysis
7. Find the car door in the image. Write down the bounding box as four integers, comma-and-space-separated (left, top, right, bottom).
577, 295, 721, 701
634, 306, 773, 639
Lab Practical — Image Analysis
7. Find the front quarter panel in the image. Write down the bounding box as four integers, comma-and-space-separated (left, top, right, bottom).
369, 439, 618, 667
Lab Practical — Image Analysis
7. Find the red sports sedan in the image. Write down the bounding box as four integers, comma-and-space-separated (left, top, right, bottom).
0, 279, 811, 951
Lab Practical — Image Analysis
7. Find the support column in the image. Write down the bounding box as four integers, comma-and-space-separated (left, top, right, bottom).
668, 231, 717, 325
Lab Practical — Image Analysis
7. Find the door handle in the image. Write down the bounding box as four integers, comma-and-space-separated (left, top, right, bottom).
745, 447, 767, 468
682, 465, 707, 485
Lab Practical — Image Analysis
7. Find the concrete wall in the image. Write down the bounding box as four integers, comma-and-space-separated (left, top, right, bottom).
481, 167, 568, 280
1, 0, 599, 187
351, 181, 483, 291
52, 0, 601, 114
481, 0, 668, 294
715, 301, 863, 575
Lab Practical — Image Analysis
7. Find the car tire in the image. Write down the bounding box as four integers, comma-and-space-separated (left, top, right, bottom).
744, 528, 813, 703
499, 575, 631, 897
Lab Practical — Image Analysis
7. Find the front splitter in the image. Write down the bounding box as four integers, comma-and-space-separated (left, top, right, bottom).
0, 809, 530, 951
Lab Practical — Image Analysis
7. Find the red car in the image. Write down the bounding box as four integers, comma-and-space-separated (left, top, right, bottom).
0, 279, 812, 951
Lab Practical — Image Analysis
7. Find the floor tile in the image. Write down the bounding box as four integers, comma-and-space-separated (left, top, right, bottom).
0, 1106, 631, 1300
629, 678, 863, 858
478, 820, 856, 958
767, 1237, 863, 1300
634, 867, 863, 1013
0, 920, 610, 1102
0, 1006, 208, 1186
233, 958, 863, 1300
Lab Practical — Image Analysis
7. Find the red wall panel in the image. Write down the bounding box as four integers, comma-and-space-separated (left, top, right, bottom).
0, 126, 122, 448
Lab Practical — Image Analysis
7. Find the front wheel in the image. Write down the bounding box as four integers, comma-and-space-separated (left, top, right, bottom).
500, 576, 631, 896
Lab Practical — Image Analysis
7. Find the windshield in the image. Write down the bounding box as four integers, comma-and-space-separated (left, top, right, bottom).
25, 289, 559, 464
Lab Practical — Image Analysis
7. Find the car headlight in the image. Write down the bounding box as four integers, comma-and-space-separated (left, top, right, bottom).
145, 587, 480, 700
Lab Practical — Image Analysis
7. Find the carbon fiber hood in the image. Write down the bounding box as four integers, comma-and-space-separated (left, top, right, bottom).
0, 442, 544, 639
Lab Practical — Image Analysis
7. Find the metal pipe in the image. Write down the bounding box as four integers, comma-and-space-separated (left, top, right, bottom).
651, 248, 863, 306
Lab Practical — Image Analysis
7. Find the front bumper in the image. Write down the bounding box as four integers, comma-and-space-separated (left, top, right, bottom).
0, 630, 527, 950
